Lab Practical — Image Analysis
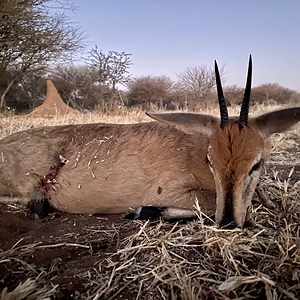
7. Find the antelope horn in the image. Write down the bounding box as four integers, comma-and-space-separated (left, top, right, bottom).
239, 55, 252, 125
215, 60, 228, 129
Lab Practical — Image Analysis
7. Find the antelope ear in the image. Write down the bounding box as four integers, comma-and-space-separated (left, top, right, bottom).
145, 112, 219, 135
250, 107, 300, 138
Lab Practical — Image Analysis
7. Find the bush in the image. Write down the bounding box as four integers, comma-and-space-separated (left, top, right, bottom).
223, 85, 244, 105
251, 83, 299, 105
221, 83, 300, 106
126, 76, 174, 109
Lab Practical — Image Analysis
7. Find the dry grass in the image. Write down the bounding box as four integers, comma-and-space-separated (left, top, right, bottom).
87, 199, 300, 299
85, 151, 300, 299
0, 279, 58, 300
0, 102, 296, 139
0, 107, 151, 139
0, 104, 299, 299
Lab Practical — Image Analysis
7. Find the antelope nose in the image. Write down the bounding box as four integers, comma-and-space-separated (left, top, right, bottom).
219, 217, 237, 229
218, 212, 245, 229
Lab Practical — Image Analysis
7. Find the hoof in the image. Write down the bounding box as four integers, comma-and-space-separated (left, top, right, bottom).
125, 207, 165, 220
27, 198, 52, 219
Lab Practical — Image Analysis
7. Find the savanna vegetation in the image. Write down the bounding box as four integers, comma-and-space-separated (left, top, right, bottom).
0, 1, 300, 300
1, 1, 299, 114
0, 106, 299, 300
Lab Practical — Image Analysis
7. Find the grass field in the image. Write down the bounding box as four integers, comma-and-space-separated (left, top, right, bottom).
0, 104, 299, 300
0, 103, 295, 138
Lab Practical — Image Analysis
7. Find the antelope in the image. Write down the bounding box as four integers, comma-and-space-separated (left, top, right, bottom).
0, 56, 299, 227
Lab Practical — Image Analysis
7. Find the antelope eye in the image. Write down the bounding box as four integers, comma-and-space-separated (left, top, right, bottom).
249, 160, 262, 175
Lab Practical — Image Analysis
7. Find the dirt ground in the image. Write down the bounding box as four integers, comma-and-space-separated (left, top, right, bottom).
0, 205, 141, 299
0, 140, 299, 299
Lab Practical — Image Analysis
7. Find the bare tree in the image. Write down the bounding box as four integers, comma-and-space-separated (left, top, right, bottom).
175, 64, 226, 107
0, 0, 84, 109
88, 46, 132, 90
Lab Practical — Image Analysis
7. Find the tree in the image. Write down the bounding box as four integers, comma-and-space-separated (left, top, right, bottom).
50, 64, 96, 111
0, 0, 84, 109
0, 70, 31, 112
88, 46, 132, 90
175, 64, 226, 108
126, 75, 174, 109
20, 67, 47, 111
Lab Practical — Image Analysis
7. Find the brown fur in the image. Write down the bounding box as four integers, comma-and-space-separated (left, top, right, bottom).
0, 107, 299, 227
208, 123, 266, 225
0, 122, 216, 215
3, 56, 299, 227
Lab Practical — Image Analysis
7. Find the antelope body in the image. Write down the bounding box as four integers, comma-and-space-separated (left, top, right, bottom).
0, 57, 299, 227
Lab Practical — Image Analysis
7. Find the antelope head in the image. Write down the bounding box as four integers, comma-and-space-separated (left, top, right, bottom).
208, 56, 299, 227
209, 55, 263, 227
147, 56, 300, 228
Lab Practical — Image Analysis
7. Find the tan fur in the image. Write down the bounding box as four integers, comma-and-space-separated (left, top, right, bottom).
0, 122, 216, 215
208, 124, 266, 225
0, 107, 299, 227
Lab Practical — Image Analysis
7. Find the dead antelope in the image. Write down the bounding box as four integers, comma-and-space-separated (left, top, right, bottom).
0, 56, 299, 227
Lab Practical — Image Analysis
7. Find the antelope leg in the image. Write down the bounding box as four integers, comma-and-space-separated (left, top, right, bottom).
125, 206, 197, 221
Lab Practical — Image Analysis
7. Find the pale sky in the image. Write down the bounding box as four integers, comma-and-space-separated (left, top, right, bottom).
65, 1, 300, 91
